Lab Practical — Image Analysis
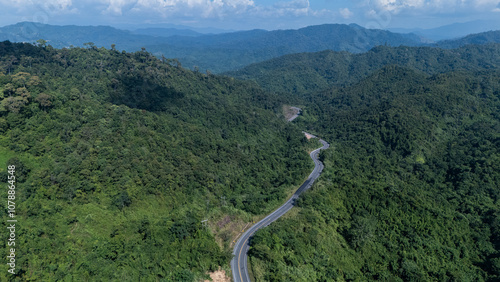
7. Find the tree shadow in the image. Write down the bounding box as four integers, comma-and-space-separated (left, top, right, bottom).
110, 73, 184, 111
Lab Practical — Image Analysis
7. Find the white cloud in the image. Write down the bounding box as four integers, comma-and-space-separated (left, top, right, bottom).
271, 0, 310, 16
0, 0, 257, 19
366, 0, 500, 13
125, 0, 255, 18
103, 0, 136, 15
273, 0, 308, 9
0, 0, 339, 28
369, 0, 426, 13
339, 7, 353, 19
0, 0, 74, 12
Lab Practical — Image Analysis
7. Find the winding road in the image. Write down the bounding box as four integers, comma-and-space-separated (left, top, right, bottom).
287, 107, 302, 122
231, 133, 329, 282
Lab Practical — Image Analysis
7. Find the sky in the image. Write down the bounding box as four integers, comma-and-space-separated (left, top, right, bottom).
0, 0, 499, 31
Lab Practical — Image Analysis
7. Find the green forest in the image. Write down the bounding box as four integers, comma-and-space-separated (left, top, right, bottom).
228, 44, 500, 96
0, 41, 314, 281
247, 65, 500, 280
1, 37, 499, 282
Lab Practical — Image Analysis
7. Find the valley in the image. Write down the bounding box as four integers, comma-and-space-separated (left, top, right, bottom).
0, 18, 499, 281
232, 133, 329, 282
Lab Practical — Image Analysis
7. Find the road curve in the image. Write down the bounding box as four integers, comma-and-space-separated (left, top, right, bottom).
287, 107, 302, 122
231, 134, 329, 282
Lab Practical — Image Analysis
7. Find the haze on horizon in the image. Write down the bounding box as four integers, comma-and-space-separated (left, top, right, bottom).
0, 0, 499, 32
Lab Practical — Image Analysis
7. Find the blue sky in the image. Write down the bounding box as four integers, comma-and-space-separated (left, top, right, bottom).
0, 0, 499, 31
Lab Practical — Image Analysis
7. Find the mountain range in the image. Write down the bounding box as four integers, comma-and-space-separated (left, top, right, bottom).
1, 21, 499, 280
390, 20, 500, 41
227, 44, 500, 95
0, 22, 425, 72
0, 22, 499, 73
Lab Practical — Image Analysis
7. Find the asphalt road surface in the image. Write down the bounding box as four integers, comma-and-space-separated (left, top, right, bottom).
287, 107, 302, 122
231, 134, 329, 282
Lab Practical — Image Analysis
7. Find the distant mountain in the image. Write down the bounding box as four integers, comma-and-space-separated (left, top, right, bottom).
117, 22, 235, 34
144, 23, 429, 72
0, 21, 169, 50
131, 28, 203, 37
0, 22, 429, 73
436, 30, 500, 48
160, 24, 424, 52
390, 20, 500, 41
7, 22, 500, 74
227, 44, 500, 95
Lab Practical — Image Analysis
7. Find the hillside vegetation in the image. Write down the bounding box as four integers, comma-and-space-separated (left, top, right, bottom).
248, 65, 500, 280
227, 44, 500, 95
0, 41, 312, 281
437, 30, 500, 49
0, 23, 428, 73
3, 23, 500, 75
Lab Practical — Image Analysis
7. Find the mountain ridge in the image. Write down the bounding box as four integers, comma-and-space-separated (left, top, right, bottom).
0, 22, 429, 72
226, 44, 500, 95
1, 22, 499, 74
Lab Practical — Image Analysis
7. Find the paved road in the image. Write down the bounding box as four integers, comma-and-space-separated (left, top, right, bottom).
231, 134, 329, 282
287, 107, 302, 122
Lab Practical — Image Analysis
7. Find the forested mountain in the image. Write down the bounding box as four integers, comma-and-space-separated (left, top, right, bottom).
248, 65, 500, 281
148, 23, 424, 54
2, 21, 500, 282
2, 22, 499, 74
131, 28, 203, 37
0, 22, 429, 73
227, 44, 500, 95
390, 20, 499, 41
437, 30, 500, 49
0, 22, 172, 50
145, 23, 427, 73
0, 41, 313, 280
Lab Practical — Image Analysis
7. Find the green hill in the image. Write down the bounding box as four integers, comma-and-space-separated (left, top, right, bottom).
248, 65, 500, 280
227, 44, 500, 95
0, 22, 428, 73
437, 30, 500, 48
0, 41, 312, 281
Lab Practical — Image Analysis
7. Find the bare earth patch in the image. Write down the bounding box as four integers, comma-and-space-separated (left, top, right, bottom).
209, 213, 252, 250
217, 215, 232, 229
204, 269, 231, 282
304, 132, 314, 139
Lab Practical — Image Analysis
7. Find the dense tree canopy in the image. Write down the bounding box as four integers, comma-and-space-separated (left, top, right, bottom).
227, 44, 500, 96
0, 41, 312, 281
1, 37, 499, 281
248, 65, 500, 281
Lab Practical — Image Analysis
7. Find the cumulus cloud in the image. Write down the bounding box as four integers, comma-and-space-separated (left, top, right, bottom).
271, 0, 310, 16
494, 2, 500, 11
339, 7, 353, 19
273, 0, 308, 9
366, 0, 500, 13
0, 0, 258, 19
0, 0, 342, 28
103, 0, 137, 15
0, 0, 74, 12
104, 0, 256, 18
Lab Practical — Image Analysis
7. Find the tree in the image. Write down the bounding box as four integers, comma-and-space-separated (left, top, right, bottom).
84, 42, 95, 49
36, 39, 47, 48
12, 72, 31, 87
6, 56, 18, 74
35, 93, 52, 110
113, 191, 132, 210
1, 96, 27, 113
